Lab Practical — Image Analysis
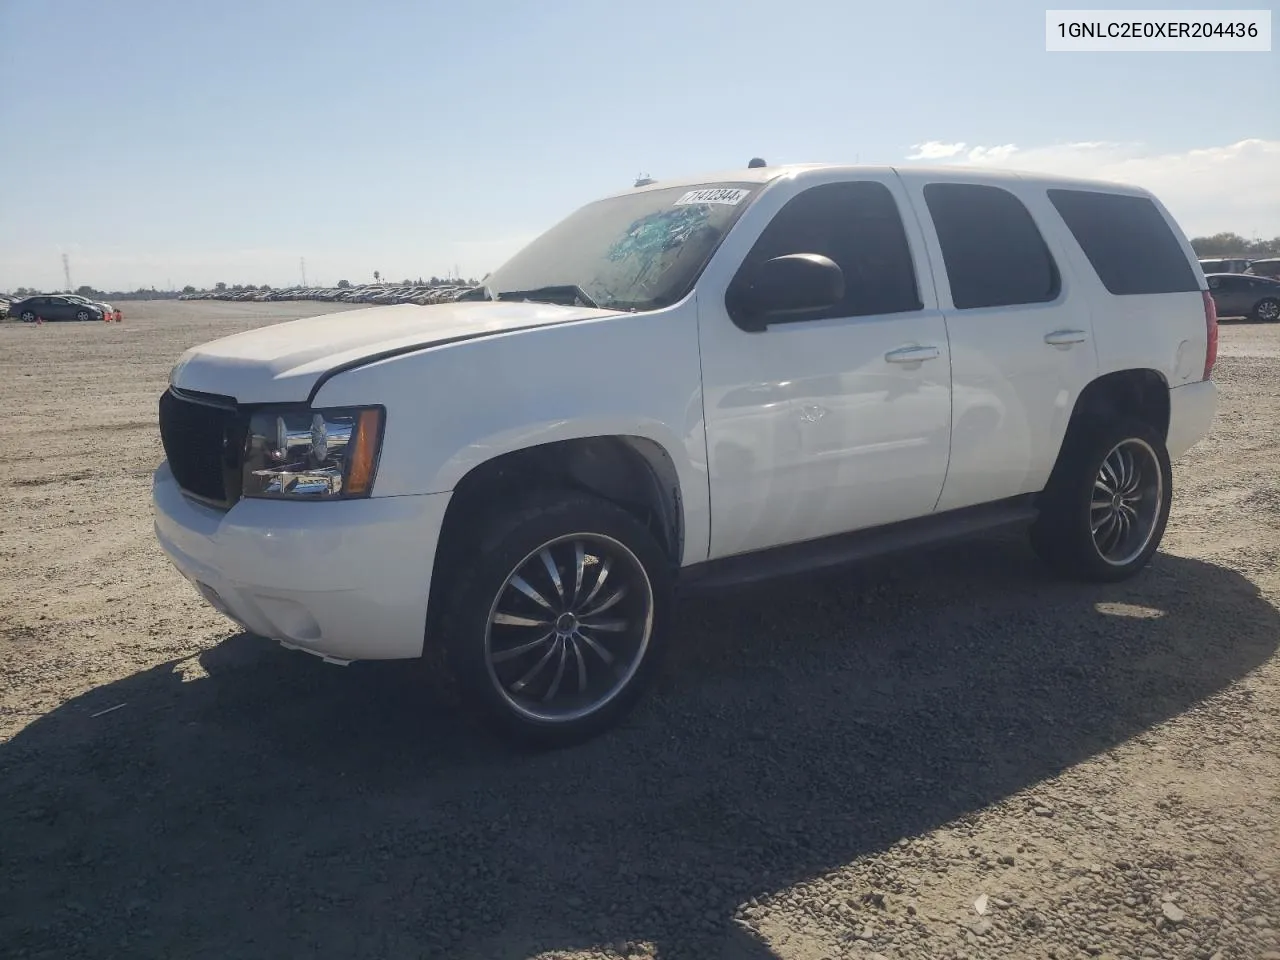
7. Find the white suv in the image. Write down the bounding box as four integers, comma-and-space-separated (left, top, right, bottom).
153, 162, 1219, 746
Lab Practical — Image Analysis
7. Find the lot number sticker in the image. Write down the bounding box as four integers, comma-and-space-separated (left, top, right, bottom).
674, 188, 750, 206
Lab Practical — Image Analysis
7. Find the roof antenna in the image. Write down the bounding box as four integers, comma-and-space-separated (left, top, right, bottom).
747, 157, 766, 169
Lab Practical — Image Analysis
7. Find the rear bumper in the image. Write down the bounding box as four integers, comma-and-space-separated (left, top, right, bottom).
152, 462, 451, 662
1167, 379, 1218, 461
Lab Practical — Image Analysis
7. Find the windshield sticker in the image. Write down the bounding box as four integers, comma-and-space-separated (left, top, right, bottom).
674, 187, 750, 207
607, 205, 712, 265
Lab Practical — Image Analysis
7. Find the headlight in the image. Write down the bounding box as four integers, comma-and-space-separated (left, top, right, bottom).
243, 406, 384, 500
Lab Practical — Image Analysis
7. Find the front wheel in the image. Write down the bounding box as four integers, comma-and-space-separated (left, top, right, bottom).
1030, 418, 1173, 582
438, 491, 673, 747
75, 310, 90, 322
1253, 297, 1280, 323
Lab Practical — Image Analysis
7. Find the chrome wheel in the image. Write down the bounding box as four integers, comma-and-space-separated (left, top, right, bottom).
1256, 299, 1280, 322
76, 310, 89, 322
1091, 438, 1162, 566
484, 532, 654, 723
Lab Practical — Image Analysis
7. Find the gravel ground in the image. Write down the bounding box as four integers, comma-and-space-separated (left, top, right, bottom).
0, 302, 1277, 960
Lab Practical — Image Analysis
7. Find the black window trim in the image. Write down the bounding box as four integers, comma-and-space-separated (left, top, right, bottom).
725, 178, 926, 331
923, 181, 1063, 312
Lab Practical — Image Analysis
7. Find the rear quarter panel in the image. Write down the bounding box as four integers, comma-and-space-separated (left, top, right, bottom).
1047, 187, 1209, 387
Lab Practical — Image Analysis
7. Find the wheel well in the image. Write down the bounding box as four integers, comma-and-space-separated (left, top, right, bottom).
1067, 369, 1170, 441
429, 436, 684, 604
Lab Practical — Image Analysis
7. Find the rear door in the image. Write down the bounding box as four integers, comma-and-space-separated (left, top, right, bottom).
898, 175, 1098, 512
1043, 187, 1206, 385
1208, 275, 1249, 316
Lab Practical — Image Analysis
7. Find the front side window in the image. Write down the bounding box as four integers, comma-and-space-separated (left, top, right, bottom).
728, 180, 923, 328
472, 182, 763, 312
924, 182, 1061, 310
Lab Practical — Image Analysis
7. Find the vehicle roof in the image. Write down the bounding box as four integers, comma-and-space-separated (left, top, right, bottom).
606, 162, 1157, 200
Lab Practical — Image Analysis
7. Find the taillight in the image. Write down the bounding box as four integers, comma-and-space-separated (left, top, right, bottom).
1202, 290, 1218, 380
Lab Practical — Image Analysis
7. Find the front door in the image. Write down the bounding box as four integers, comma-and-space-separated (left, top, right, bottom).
696, 175, 954, 560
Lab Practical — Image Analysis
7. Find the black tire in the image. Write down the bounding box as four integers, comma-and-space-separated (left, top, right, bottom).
437, 489, 674, 748
20, 311, 35, 323
1253, 297, 1280, 323
1030, 417, 1173, 583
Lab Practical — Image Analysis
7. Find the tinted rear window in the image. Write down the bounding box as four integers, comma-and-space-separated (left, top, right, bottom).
1047, 189, 1199, 295
923, 183, 1060, 310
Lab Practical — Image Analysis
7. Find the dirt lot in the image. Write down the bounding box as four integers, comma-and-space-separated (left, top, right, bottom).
0, 301, 1277, 960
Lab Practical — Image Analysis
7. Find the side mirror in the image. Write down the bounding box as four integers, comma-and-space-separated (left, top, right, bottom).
728, 253, 845, 330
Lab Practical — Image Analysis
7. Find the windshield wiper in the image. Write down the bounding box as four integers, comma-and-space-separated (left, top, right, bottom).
493, 284, 600, 309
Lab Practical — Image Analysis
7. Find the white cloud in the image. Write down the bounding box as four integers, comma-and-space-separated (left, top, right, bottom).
906, 141, 968, 160
901, 138, 1280, 238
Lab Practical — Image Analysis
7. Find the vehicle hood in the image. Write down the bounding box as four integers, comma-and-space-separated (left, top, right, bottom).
168, 300, 621, 403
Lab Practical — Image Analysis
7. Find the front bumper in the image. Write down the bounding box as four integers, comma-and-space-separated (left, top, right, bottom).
152, 462, 451, 662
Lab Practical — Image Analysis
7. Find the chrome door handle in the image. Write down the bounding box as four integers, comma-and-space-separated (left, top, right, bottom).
885, 345, 941, 364
1044, 329, 1088, 346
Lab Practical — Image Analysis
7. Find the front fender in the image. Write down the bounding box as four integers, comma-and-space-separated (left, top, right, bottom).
310, 306, 711, 565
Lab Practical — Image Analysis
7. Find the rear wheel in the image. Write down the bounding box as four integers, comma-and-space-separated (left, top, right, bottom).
1253, 297, 1280, 323
438, 490, 673, 747
1030, 418, 1172, 582
20, 311, 35, 323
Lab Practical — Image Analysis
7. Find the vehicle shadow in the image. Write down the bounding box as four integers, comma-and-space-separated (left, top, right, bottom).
1, 535, 1275, 960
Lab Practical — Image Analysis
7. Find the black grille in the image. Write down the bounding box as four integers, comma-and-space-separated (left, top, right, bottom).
158, 388, 245, 507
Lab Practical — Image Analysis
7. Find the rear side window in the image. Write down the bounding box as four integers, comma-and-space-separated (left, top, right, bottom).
1048, 189, 1200, 295
923, 183, 1060, 310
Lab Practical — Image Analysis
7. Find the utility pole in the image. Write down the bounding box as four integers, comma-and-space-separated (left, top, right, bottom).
62, 254, 72, 292
300, 257, 308, 288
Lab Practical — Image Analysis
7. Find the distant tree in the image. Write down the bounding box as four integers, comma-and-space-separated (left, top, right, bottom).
373, 270, 381, 283
215, 281, 227, 292
337, 279, 351, 289
182, 285, 196, 294
1190, 233, 1280, 258
231, 284, 244, 292
430, 275, 441, 285
260, 283, 272, 292
75, 285, 98, 297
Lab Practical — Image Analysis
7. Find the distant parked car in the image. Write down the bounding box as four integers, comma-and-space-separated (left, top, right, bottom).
1199, 258, 1251, 274
64, 293, 114, 315
10, 295, 105, 322
1246, 258, 1280, 280
1205, 272, 1280, 322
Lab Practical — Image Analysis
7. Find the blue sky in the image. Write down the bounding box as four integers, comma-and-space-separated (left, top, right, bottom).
1, 0, 1276, 291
